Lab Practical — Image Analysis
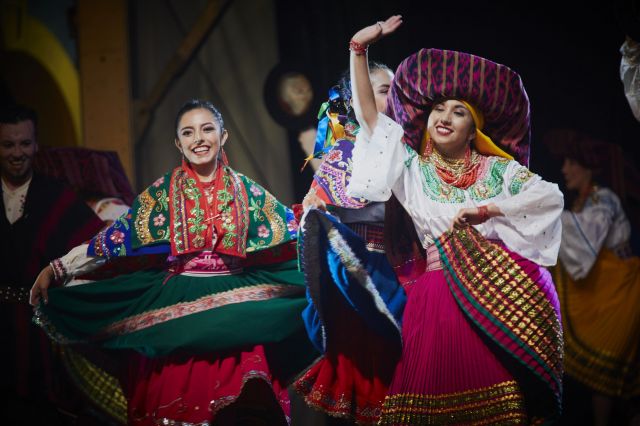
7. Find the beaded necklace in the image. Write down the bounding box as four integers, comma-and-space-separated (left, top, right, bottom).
429, 145, 481, 189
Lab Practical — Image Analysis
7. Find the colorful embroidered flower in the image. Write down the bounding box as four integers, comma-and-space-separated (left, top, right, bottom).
152, 177, 164, 187
257, 224, 270, 238
153, 214, 166, 227
325, 149, 343, 163
221, 211, 233, 225
250, 184, 263, 197
287, 220, 298, 233
109, 230, 125, 244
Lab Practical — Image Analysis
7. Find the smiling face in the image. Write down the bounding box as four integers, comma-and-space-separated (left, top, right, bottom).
426, 99, 476, 158
370, 68, 394, 113
175, 108, 228, 180
0, 120, 37, 187
561, 157, 593, 192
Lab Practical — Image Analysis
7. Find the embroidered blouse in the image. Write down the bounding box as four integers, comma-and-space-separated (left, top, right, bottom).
52, 164, 298, 283
346, 113, 564, 266
559, 187, 632, 280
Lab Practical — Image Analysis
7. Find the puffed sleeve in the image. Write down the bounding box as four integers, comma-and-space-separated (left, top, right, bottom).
489, 162, 564, 266
347, 113, 409, 202
558, 189, 619, 280
50, 244, 105, 284
620, 38, 640, 122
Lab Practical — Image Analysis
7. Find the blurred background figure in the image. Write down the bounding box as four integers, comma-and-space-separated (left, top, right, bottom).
545, 128, 640, 426
0, 104, 107, 425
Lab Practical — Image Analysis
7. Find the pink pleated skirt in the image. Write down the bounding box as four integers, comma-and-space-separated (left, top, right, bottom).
379, 248, 529, 425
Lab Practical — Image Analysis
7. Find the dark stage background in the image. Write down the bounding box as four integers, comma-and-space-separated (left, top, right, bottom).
274, 0, 640, 201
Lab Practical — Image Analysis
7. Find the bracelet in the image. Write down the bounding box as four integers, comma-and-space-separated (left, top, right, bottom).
349, 40, 368, 55
477, 205, 490, 223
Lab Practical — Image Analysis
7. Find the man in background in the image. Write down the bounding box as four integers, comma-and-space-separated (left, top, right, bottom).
0, 104, 105, 424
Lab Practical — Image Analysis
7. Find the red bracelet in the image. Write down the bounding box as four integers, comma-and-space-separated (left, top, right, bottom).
477, 205, 490, 223
349, 40, 368, 55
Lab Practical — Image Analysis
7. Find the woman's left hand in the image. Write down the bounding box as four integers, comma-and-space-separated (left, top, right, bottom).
451, 205, 499, 230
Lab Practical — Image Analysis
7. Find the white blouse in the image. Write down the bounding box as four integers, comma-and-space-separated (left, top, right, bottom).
346, 113, 564, 266
559, 187, 631, 280
620, 38, 640, 122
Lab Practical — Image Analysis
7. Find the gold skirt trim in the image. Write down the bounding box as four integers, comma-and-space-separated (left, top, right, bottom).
378, 380, 528, 425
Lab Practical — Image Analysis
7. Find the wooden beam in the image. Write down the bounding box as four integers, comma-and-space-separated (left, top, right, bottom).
77, 0, 134, 185
134, 0, 229, 140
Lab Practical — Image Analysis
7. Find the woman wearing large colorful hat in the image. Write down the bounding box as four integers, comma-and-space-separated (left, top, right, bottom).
343, 16, 565, 424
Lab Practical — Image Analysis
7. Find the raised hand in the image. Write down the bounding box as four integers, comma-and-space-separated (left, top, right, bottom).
351, 15, 403, 47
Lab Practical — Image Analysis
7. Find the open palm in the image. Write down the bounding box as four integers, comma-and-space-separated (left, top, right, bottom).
351, 15, 403, 46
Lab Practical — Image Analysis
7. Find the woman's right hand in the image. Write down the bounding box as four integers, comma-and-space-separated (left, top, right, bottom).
302, 189, 327, 212
30, 264, 54, 306
351, 15, 403, 47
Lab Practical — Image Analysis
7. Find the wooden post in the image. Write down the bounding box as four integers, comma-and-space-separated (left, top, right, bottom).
76, 0, 134, 185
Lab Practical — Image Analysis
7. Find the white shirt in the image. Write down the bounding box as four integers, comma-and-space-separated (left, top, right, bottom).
559, 187, 631, 280
2, 177, 31, 224
346, 113, 564, 266
621, 38, 640, 122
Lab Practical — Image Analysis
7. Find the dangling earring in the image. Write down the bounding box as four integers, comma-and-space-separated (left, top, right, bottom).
422, 131, 433, 156
463, 141, 472, 167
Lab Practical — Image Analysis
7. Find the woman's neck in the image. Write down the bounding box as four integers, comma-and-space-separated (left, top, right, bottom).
191, 163, 217, 183
433, 143, 467, 160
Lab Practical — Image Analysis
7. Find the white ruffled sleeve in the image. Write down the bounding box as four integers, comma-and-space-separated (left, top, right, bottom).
621, 38, 640, 122
489, 162, 564, 266
50, 244, 105, 285
347, 113, 408, 202
558, 190, 617, 280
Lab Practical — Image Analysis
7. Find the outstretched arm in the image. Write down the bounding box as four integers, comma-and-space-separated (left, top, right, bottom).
350, 15, 402, 135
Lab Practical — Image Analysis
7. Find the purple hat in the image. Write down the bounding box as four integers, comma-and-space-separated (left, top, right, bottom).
387, 48, 531, 166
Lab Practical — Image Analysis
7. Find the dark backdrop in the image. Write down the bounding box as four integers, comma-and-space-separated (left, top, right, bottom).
275, 0, 640, 200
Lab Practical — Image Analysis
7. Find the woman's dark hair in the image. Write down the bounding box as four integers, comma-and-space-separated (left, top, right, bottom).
332, 61, 393, 119
174, 99, 224, 137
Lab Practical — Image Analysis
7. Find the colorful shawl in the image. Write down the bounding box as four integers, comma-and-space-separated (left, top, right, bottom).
88, 162, 297, 260
436, 226, 563, 420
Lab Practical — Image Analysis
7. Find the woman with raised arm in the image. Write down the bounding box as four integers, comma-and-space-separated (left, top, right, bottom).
295, 63, 406, 424
345, 16, 565, 424
30, 99, 316, 426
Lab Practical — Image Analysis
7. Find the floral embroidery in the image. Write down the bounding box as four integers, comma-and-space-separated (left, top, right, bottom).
217, 175, 237, 249
109, 230, 125, 244
100, 284, 304, 337
468, 157, 507, 201
419, 156, 510, 203
249, 198, 265, 221
509, 166, 535, 195
325, 149, 343, 163
419, 157, 466, 203
249, 184, 263, 197
153, 214, 166, 227
257, 225, 270, 238
152, 176, 164, 187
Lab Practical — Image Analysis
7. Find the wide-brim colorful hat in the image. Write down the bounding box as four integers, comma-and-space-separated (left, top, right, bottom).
387, 48, 531, 166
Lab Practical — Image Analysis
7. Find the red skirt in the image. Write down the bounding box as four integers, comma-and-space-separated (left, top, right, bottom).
126, 345, 290, 425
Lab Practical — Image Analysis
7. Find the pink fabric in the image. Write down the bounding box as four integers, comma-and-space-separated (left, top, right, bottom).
126, 345, 289, 425
388, 269, 516, 396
